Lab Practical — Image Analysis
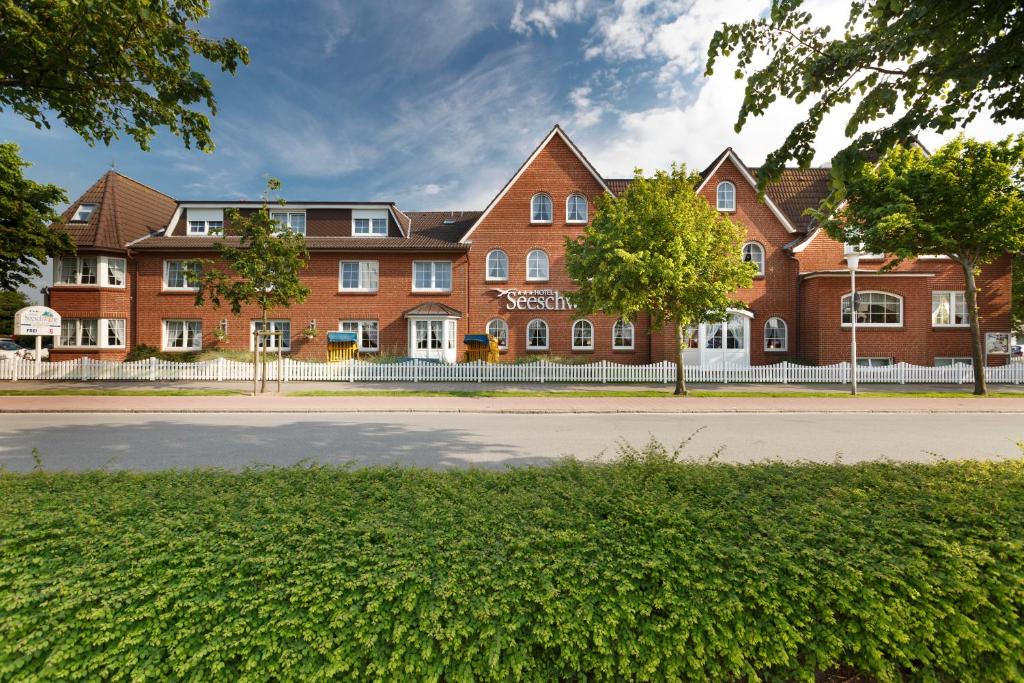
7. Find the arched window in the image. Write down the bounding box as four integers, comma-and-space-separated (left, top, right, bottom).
572, 319, 594, 350
526, 249, 549, 281
612, 319, 635, 350
742, 242, 765, 276
486, 249, 508, 281
486, 319, 508, 349
526, 319, 549, 350
531, 193, 553, 223
841, 291, 903, 326
566, 193, 588, 223
764, 317, 787, 351
716, 181, 736, 211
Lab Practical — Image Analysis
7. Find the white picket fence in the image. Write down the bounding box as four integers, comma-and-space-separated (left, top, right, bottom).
2, 356, 1023, 384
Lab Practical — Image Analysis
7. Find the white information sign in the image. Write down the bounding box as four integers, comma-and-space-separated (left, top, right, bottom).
13, 305, 61, 337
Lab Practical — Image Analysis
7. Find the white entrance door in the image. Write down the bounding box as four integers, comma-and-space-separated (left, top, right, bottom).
409, 318, 458, 363
681, 312, 752, 367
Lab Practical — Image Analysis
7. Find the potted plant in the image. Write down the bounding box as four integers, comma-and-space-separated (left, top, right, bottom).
302, 324, 319, 340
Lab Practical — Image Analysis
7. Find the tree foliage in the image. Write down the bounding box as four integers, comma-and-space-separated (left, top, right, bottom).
0, 290, 30, 335
2, 453, 1024, 681
818, 135, 1024, 395
707, 0, 1024, 189
0, 143, 71, 291
565, 167, 755, 394
0, 0, 249, 151
192, 179, 310, 392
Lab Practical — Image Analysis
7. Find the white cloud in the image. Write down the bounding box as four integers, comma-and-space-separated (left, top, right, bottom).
568, 86, 604, 128
511, 0, 591, 36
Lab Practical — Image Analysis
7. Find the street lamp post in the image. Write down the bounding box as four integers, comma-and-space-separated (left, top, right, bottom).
846, 252, 861, 396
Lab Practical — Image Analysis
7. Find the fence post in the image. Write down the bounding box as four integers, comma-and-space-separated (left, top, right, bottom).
957, 362, 964, 385
81, 357, 90, 381
601, 360, 607, 384
782, 361, 789, 385
899, 363, 906, 385
217, 356, 225, 382
413, 360, 418, 383
10, 358, 18, 382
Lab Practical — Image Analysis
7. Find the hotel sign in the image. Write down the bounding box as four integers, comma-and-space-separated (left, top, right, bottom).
13, 305, 61, 336
493, 288, 576, 311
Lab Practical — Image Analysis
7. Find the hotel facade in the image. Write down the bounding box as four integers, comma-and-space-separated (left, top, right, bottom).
46, 126, 1013, 367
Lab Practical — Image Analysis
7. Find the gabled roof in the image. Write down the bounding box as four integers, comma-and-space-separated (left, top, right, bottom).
750, 167, 832, 232
696, 148, 800, 234
460, 124, 612, 243
404, 302, 463, 318
53, 171, 177, 251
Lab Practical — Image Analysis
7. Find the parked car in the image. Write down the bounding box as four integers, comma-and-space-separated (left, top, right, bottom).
1011, 344, 1023, 358
0, 339, 34, 361
13, 336, 50, 360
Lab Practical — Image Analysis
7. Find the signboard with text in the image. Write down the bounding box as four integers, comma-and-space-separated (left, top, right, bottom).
13, 306, 61, 336
493, 288, 576, 312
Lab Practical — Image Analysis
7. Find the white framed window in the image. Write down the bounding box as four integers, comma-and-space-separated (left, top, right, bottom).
72, 204, 97, 222
413, 320, 445, 350
706, 315, 746, 349
935, 357, 971, 367
352, 209, 388, 236
251, 320, 291, 351
163, 320, 202, 351
270, 211, 306, 235
857, 357, 892, 367
842, 291, 902, 327
764, 317, 788, 351
486, 319, 509, 350
526, 319, 549, 350
531, 193, 553, 223
572, 319, 594, 350
716, 181, 736, 211
526, 249, 549, 281
106, 257, 126, 287
340, 320, 379, 352
486, 250, 508, 281
58, 319, 103, 347
55, 256, 98, 285
844, 242, 884, 260
684, 325, 699, 349
163, 260, 201, 290
339, 260, 379, 292
932, 291, 968, 327
412, 261, 452, 291
185, 208, 225, 235
106, 319, 126, 347
742, 242, 765, 276
566, 193, 588, 223
612, 319, 634, 350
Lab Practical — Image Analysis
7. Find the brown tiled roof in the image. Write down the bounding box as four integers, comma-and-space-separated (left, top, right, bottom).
404, 302, 463, 318
53, 171, 177, 251
130, 235, 470, 251
604, 179, 632, 196
406, 211, 481, 243
752, 167, 832, 232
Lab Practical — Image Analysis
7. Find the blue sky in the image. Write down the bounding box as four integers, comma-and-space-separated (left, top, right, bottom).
4, 0, 1023, 217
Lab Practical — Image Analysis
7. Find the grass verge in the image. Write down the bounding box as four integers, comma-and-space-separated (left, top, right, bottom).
0, 388, 247, 397
287, 388, 1024, 398
2, 444, 1022, 681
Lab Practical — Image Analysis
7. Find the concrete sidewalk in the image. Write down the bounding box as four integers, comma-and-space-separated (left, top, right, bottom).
3, 394, 1024, 414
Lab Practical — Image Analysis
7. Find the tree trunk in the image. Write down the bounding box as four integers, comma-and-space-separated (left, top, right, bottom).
674, 321, 688, 396
260, 309, 268, 394
961, 258, 988, 396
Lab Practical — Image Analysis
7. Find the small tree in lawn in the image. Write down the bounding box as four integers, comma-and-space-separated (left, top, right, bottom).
565, 166, 756, 396
192, 179, 310, 393
820, 135, 1024, 396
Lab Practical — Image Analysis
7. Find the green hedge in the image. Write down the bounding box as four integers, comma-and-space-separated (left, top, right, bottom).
1, 450, 1023, 681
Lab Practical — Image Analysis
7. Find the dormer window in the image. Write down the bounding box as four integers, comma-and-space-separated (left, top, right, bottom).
270, 211, 306, 235
716, 182, 736, 211
185, 208, 225, 235
566, 193, 588, 223
352, 209, 388, 236
73, 204, 96, 222
531, 193, 553, 223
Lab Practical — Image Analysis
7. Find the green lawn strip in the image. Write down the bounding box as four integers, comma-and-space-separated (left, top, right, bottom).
0, 388, 247, 397
287, 388, 1024, 398
2, 452, 1022, 680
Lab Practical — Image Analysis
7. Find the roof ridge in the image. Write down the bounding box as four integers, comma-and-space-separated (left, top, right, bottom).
112, 171, 177, 202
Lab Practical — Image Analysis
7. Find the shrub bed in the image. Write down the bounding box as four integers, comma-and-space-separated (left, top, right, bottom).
1, 450, 1022, 681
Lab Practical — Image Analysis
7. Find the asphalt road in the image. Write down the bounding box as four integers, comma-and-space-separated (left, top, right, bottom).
1, 411, 1022, 471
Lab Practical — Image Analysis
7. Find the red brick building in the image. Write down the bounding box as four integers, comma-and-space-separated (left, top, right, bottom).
46, 126, 1013, 367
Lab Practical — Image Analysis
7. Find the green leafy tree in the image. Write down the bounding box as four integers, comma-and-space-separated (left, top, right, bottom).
1, 0, 249, 151
565, 167, 756, 396
0, 0, 248, 293
0, 290, 30, 335
0, 143, 71, 291
1013, 254, 1024, 337
819, 135, 1024, 396
192, 180, 310, 393
707, 0, 1024, 189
